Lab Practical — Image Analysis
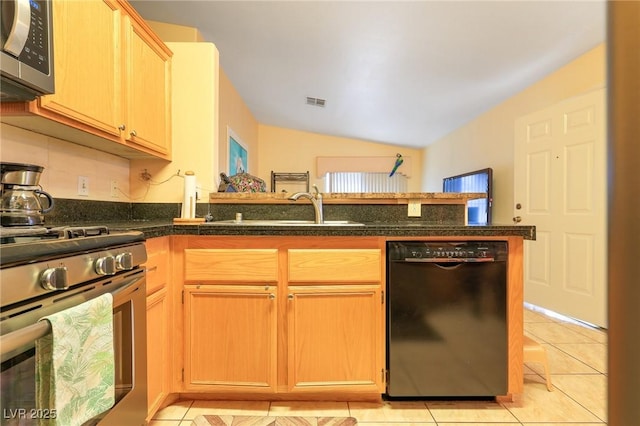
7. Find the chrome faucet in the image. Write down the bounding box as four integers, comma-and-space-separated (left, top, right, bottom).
288, 185, 324, 224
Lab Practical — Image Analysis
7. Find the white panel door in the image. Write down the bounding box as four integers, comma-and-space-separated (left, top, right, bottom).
514, 89, 607, 327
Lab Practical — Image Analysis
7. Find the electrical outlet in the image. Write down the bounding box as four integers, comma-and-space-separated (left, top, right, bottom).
110, 180, 119, 198
77, 176, 89, 196
407, 199, 421, 217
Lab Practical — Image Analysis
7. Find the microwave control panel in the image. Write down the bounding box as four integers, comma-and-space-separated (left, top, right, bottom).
1, 0, 51, 74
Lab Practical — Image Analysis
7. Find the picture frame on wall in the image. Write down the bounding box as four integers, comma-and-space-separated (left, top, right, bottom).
227, 127, 248, 175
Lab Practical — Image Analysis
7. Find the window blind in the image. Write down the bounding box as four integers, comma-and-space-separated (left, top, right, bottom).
324, 172, 408, 193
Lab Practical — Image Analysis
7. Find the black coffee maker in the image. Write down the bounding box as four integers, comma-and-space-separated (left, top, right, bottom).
0, 162, 54, 226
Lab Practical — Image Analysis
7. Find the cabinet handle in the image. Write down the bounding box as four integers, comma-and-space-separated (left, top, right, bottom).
118, 124, 126, 131
130, 130, 137, 137
287, 294, 294, 301
269, 294, 276, 300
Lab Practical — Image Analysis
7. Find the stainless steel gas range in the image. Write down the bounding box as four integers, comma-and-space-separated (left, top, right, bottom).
0, 226, 148, 425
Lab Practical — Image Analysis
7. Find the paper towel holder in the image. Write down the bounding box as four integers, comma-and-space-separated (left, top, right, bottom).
174, 170, 205, 225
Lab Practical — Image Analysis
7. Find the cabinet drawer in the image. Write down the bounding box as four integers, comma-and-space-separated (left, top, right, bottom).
146, 252, 168, 295
185, 249, 278, 282
145, 237, 169, 295
288, 249, 381, 282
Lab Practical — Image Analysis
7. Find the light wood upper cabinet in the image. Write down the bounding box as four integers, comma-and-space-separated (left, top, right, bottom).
123, 12, 171, 156
38, 0, 123, 137
0, 0, 172, 160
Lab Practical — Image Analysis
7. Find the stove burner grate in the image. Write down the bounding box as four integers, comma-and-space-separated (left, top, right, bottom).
0, 225, 111, 244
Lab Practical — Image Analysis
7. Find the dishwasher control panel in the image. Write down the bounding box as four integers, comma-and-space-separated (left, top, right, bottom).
388, 241, 508, 261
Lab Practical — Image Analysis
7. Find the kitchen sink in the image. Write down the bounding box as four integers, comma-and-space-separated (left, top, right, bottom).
204, 219, 365, 226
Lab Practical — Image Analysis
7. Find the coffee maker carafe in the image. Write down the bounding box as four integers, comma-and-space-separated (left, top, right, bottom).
1, 163, 54, 226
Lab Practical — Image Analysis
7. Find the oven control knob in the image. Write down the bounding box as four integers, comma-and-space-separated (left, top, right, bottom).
41, 266, 69, 290
115, 252, 133, 270
95, 256, 116, 275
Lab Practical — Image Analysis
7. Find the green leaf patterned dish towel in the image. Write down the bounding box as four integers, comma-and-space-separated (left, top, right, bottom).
36, 293, 115, 426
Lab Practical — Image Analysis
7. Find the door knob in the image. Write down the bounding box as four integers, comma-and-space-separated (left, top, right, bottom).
513, 216, 522, 223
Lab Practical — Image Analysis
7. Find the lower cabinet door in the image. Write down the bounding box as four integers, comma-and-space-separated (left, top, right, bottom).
146, 288, 169, 416
183, 285, 277, 392
287, 285, 384, 392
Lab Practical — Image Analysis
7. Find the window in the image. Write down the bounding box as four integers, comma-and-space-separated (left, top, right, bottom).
324, 172, 408, 193
443, 168, 493, 225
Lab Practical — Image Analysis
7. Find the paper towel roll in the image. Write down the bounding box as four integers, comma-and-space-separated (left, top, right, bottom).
181, 171, 197, 219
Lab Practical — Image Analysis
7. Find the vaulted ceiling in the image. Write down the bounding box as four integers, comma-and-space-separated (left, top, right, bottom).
130, 1, 606, 148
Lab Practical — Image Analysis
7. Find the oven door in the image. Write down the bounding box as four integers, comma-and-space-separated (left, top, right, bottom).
0, 270, 146, 425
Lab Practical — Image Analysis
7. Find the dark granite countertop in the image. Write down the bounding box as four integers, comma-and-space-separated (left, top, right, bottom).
43, 199, 535, 240
99, 220, 535, 240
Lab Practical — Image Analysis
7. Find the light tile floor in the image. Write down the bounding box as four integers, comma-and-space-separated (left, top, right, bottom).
150, 306, 607, 426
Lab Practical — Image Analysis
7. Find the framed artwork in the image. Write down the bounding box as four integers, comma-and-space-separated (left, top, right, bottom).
227, 127, 248, 175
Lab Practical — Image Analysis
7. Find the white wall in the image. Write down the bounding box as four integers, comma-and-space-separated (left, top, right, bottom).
422, 44, 606, 224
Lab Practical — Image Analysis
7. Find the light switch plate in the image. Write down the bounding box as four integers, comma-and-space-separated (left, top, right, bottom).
408, 199, 421, 217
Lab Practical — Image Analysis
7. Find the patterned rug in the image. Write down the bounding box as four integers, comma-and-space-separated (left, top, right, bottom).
191, 415, 357, 426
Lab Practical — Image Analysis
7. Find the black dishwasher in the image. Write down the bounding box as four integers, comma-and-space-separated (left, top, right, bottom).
386, 241, 508, 397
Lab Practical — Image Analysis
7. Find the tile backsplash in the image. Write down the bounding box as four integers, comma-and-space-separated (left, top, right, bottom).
1, 123, 130, 201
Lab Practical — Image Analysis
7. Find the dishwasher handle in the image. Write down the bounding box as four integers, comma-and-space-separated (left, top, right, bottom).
402, 257, 496, 263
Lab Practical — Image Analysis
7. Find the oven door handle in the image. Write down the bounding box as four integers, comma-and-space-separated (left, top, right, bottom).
0, 276, 142, 357
0, 319, 50, 358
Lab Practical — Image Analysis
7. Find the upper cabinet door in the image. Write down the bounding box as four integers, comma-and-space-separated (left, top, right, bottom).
1, 0, 172, 160
39, 0, 123, 137
123, 14, 172, 157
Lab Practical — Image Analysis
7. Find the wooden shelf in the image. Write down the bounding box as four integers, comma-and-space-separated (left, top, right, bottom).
209, 192, 486, 205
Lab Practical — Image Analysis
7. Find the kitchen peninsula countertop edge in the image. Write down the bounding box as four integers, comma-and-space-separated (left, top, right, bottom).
101, 221, 535, 240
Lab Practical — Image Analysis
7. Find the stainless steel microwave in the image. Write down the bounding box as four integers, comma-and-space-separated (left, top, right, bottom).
0, 0, 54, 102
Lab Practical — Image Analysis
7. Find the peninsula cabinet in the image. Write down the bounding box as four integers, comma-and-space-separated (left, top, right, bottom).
182, 249, 279, 392
183, 285, 278, 391
176, 236, 386, 398
287, 249, 384, 393
0, 0, 172, 160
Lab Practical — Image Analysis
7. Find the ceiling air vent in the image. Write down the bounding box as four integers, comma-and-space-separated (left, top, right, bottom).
306, 96, 326, 107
